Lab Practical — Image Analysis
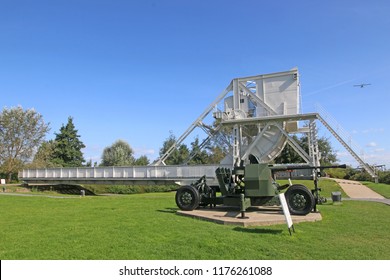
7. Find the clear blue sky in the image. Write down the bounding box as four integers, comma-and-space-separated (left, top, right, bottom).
1, 0, 389, 167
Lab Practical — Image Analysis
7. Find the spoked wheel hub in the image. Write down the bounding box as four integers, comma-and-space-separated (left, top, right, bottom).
181, 192, 193, 205
285, 184, 315, 215
175, 186, 200, 211
291, 193, 307, 209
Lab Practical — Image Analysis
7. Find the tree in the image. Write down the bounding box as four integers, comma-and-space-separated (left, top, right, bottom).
101, 140, 135, 166
207, 146, 226, 164
274, 133, 338, 165
159, 133, 190, 165
317, 136, 338, 165
188, 137, 209, 164
159, 133, 229, 165
29, 140, 57, 168
0, 106, 50, 181
134, 155, 150, 166
51, 117, 86, 167
274, 135, 305, 164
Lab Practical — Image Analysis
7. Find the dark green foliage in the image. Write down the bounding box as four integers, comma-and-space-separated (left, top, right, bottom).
274, 135, 304, 164
80, 184, 177, 195
106, 185, 177, 194
275, 133, 338, 165
350, 170, 373, 182
352, 170, 390, 184
159, 133, 227, 165
327, 165, 390, 184
159, 133, 190, 165
379, 171, 390, 184
51, 117, 86, 167
134, 155, 150, 166
188, 137, 209, 164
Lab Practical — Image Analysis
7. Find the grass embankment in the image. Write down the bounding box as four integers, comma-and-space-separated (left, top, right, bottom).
363, 182, 390, 198
1, 178, 389, 260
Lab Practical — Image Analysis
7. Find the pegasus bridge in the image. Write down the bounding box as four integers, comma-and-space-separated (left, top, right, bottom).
19, 164, 228, 186
19, 68, 377, 188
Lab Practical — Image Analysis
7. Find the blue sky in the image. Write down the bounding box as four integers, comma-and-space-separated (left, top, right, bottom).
1, 0, 390, 167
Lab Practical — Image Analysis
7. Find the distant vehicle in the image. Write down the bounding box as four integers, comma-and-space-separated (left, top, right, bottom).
354, 83, 371, 88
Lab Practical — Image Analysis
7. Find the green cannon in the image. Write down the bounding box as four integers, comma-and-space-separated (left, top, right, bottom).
175, 163, 346, 216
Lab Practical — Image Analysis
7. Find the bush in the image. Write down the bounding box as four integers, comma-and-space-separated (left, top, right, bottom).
106, 185, 177, 194
0, 172, 19, 183
351, 171, 373, 182
325, 168, 348, 179
378, 171, 390, 184
349, 170, 390, 184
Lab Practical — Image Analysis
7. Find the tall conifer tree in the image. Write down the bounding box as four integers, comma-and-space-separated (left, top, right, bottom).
52, 117, 85, 167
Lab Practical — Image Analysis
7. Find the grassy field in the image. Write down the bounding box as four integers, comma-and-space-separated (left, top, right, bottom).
1, 178, 389, 260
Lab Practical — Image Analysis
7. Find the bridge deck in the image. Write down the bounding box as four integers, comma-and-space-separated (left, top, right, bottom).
19, 165, 228, 186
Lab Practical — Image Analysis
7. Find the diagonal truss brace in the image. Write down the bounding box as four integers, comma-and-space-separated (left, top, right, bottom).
154, 82, 233, 165
238, 81, 277, 116
271, 122, 312, 164
184, 122, 232, 164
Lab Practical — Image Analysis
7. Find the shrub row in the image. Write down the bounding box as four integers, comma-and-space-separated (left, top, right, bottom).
84, 184, 178, 195
326, 167, 390, 184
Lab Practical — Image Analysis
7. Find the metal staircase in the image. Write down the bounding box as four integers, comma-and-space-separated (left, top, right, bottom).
315, 105, 377, 181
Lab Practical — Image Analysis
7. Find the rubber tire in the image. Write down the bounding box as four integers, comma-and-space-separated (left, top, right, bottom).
285, 184, 315, 216
175, 186, 200, 211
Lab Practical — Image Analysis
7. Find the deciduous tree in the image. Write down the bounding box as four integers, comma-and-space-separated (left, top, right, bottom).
101, 140, 135, 166
134, 155, 150, 166
30, 140, 57, 168
274, 134, 338, 165
0, 106, 49, 181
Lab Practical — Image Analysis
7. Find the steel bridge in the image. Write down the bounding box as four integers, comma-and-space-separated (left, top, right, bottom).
19, 165, 228, 186
19, 69, 378, 186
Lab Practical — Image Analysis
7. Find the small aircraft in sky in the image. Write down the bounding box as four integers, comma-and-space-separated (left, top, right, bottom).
353, 83, 371, 88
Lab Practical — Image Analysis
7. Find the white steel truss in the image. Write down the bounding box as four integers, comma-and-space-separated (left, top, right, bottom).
155, 69, 377, 181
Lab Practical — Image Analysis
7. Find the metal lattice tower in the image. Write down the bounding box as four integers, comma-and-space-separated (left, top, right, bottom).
155, 68, 377, 181
157, 68, 302, 166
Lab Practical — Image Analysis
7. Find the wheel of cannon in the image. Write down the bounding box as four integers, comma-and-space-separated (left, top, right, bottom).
284, 184, 315, 215
175, 186, 200, 211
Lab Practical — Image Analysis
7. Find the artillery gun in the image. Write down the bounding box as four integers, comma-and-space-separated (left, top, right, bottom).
175, 163, 346, 216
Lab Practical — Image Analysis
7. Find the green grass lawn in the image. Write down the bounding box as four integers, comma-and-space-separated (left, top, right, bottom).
363, 181, 390, 198
1, 189, 389, 260
278, 178, 348, 199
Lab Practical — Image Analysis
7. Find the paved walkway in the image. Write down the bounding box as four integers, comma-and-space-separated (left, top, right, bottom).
331, 178, 390, 206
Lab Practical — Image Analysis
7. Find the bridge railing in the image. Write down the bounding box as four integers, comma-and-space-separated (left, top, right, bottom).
19, 165, 228, 181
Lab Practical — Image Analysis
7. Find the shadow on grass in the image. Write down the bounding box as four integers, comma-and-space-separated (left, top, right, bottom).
233, 227, 283, 235
156, 208, 178, 214
28, 184, 96, 196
